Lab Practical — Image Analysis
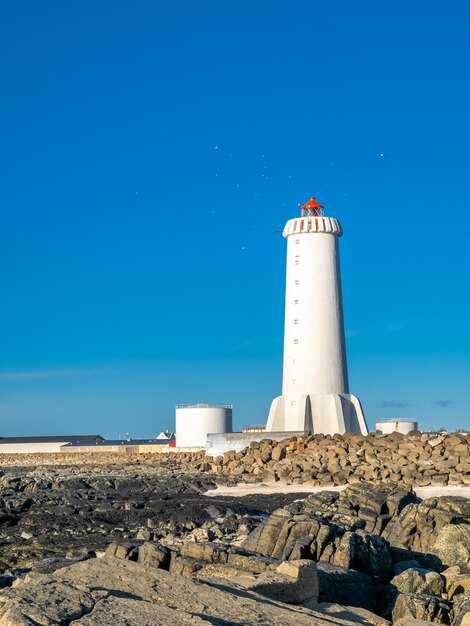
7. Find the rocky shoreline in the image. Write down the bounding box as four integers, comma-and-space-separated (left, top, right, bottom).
1, 431, 468, 487
0, 432, 468, 624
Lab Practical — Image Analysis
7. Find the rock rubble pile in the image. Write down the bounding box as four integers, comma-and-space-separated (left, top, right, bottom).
0, 432, 468, 489
207, 432, 470, 487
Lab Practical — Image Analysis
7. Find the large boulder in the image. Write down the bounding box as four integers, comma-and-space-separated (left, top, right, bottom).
391, 593, 452, 624
241, 508, 293, 557
0, 579, 98, 625
432, 524, 470, 568
390, 567, 445, 596
377, 567, 445, 619
137, 542, 170, 570
303, 483, 416, 535
382, 498, 470, 557
168, 553, 204, 577
353, 532, 393, 583
445, 572, 470, 600
316, 562, 375, 611
315, 602, 391, 625
249, 560, 318, 604
452, 590, 470, 626
198, 559, 318, 605
241, 506, 392, 582
226, 551, 279, 574
179, 540, 228, 563
339, 483, 416, 521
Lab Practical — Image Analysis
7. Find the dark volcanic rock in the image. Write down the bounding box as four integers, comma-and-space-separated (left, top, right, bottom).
0, 464, 307, 571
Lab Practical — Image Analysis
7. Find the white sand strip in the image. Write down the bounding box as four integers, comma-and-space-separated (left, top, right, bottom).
205, 483, 470, 499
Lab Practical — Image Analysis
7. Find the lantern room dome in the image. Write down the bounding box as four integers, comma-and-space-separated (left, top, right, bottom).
300, 196, 324, 217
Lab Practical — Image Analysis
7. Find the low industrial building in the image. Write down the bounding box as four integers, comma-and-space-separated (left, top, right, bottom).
0, 435, 104, 454
0, 433, 177, 454
61, 436, 176, 454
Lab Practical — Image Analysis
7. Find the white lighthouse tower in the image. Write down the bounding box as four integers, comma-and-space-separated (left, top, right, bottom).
266, 196, 368, 436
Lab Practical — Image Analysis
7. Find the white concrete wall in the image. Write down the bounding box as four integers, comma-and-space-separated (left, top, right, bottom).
0, 442, 67, 454
206, 431, 302, 457
176, 407, 232, 448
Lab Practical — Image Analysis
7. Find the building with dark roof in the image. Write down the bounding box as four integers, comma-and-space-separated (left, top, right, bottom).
0, 435, 104, 454
61, 436, 176, 454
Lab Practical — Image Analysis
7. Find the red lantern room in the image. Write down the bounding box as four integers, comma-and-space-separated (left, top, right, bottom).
300, 196, 324, 217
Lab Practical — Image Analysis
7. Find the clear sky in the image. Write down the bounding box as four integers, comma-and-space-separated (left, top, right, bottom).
0, 1, 469, 437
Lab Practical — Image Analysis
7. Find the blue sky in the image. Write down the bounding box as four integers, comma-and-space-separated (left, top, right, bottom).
0, 1, 469, 437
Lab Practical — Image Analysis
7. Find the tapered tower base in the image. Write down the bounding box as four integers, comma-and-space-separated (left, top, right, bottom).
266, 393, 368, 436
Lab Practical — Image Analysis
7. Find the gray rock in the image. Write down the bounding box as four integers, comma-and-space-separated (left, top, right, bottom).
0, 556, 378, 625
382, 498, 470, 559
317, 562, 375, 611
452, 590, 470, 626
390, 567, 445, 596
353, 533, 393, 583
433, 523, 470, 568
443, 571, 470, 600
169, 553, 204, 577
197, 559, 318, 605
105, 542, 138, 561
316, 603, 391, 625
180, 540, 228, 563
226, 551, 279, 573
0, 579, 99, 625
391, 593, 452, 624
393, 617, 434, 626
137, 542, 170, 570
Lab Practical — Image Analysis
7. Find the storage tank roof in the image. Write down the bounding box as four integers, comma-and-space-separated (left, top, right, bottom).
176, 403, 232, 409
376, 418, 417, 423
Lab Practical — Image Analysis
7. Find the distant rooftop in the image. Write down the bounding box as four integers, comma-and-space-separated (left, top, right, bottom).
0, 435, 104, 445
156, 431, 174, 440
62, 436, 175, 447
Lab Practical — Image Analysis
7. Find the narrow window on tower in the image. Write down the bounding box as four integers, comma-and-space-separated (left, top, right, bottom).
292, 379, 296, 386
294, 319, 298, 324
294, 299, 299, 304
291, 400, 297, 408
294, 257, 300, 265
293, 339, 298, 344
294, 279, 299, 285
295, 239, 300, 244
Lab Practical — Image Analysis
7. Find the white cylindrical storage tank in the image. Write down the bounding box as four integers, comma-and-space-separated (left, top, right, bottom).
175, 403, 232, 448
376, 418, 418, 434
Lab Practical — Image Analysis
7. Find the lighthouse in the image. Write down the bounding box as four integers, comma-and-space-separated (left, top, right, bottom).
266, 196, 368, 436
